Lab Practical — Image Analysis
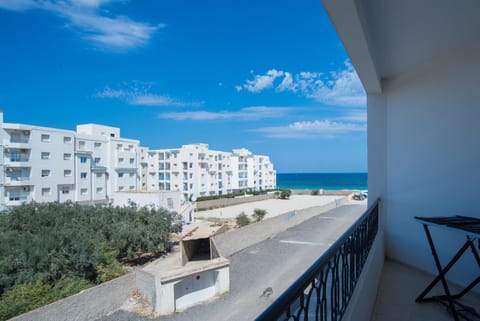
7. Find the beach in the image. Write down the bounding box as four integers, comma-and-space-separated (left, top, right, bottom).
195, 194, 344, 220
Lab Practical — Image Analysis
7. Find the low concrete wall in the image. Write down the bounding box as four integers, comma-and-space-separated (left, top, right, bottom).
213, 197, 347, 257
291, 189, 358, 196
196, 193, 275, 210
135, 269, 156, 308
343, 231, 385, 321
11, 273, 137, 321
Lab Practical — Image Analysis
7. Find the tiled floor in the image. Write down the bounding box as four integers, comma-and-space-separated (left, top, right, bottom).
372, 259, 479, 321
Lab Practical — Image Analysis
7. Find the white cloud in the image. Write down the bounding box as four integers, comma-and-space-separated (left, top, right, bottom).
236, 61, 366, 107
254, 119, 366, 138
335, 110, 367, 123
159, 106, 292, 121
238, 69, 284, 93
0, 0, 163, 50
95, 84, 201, 107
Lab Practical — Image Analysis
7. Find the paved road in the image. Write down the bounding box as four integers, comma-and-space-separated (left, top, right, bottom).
99, 204, 366, 321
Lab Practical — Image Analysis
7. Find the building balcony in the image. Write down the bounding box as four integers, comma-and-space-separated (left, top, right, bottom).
370, 259, 480, 321
91, 166, 107, 172
3, 140, 31, 148
5, 176, 32, 186
4, 160, 31, 167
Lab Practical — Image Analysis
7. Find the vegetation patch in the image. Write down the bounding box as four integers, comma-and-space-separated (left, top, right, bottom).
0, 202, 182, 320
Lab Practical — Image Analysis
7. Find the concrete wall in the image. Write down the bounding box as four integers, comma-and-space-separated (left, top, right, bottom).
213, 197, 347, 257
372, 45, 480, 287
343, 231, 385, 321
11, 273, 136, 321
196, 193, 275, 211
135, 270, 156, 309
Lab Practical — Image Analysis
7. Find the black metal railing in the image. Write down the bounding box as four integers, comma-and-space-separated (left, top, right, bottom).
256, 199, 379, 321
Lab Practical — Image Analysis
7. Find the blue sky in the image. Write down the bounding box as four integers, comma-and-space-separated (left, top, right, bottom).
0, 0, 367, 173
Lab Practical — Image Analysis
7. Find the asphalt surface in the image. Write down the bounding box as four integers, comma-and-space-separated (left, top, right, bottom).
98, 204, 366, 321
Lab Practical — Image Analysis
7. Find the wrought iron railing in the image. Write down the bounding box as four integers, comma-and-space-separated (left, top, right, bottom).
256, 200, 379, 321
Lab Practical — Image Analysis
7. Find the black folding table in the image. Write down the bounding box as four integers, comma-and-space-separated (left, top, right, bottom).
415, 215, 480, 321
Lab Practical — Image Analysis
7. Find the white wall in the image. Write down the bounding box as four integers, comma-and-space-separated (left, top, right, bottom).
377, 45, 480, 287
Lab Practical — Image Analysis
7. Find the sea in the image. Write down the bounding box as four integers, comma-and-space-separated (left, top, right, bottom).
277, 173, 367, 191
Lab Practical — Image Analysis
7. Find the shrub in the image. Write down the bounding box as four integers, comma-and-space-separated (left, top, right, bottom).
236, 212, 250, 227
0, 201, 182, 318
0, 277, 92, 321
279, 189, 292, 199
311, 190, 319, 195
252, 208, 267, 222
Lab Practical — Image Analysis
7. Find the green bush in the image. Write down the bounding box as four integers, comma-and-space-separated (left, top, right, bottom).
235, 212, 250, 227
252, 208, 267, 222
0, 277, 92, 321
279, 189, 292, 199
0, 202, 182, 319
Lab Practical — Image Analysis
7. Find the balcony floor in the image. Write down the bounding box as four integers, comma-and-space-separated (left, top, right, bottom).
372, 259, 480, 321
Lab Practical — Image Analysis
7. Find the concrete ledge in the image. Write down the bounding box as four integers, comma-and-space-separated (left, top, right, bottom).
196, 193, 275, 211
343, 230, 385, 321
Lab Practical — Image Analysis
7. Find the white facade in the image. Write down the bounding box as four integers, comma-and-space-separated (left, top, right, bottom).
0, 113, 276, 210
146, 144, 276, 201
319, 0, 480, 319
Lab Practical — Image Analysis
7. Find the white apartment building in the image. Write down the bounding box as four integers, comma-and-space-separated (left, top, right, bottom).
0, 112, 276, 209
0, 113, 144, 209
147, 144, 276, 201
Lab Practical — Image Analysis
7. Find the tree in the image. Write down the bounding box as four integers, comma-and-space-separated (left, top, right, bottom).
279, 189, 292, 199
0, 201, 182, 319
252, 208, 267, 222
235, 212, 250, 227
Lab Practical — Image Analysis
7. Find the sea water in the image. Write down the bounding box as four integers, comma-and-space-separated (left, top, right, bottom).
277, 173, 367, 190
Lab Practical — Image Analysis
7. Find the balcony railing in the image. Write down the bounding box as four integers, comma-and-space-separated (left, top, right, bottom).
256, 200, 379, 321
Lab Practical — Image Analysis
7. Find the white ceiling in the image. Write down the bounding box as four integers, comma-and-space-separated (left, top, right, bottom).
356, 0, 480, 80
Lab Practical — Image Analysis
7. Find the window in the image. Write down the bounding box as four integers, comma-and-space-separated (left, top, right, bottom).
167, 198, 173, 209
41, 188, 51, 196
62, 187, 70, 194
110, 133, 115, 137
80, 172, 87, 179
41, 169, 50, 177
63, 136, 72, 143
129, 185, 135, 190
80, 188, 88, 196
64, 169, 72, 177
94, 142, 101, 148
94, 157, 100, 165
41, 134, 50, 142
118, 186, 124, 191
41, 152, 50, 160
96, 172, 102, 178
78, 141, 86, 150
129, 158, 134, 165
129, 172, 134, 177
118, 158, 124, 164
64, 153, 72, 160
80, 157, 87, 163
189, 163, 193, 168
117, 144, 122, 150
96, 187, 103, 194
118, 172, 124, 178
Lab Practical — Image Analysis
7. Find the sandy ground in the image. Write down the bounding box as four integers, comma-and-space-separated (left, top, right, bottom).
194, 195, 343, 220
